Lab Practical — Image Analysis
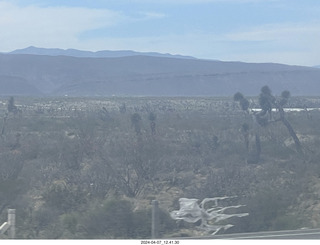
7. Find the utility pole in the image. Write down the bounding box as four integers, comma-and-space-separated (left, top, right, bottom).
151, 200, 159, 239
8, 209, 15, 239
0, 209, 16, 239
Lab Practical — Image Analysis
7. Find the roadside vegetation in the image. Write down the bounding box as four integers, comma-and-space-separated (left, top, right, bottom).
1, 93, 320, 238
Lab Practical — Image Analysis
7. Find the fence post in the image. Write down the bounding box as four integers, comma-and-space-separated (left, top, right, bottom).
151, 200, 159, 239
8, 209, 15, 239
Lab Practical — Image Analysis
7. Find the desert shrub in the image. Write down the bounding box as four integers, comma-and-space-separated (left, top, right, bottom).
271, 213, 302, 231
242, 187, 298, 232
79, 198, 134, 238
190, 165, 257, 199
130, 208, 152, 238
60, 212, 79, 237
42, 180, 87, 212
133, 205, 179, 238
27, 206, 61, 238
76, 198, 177, 239
59, 139, 83, 171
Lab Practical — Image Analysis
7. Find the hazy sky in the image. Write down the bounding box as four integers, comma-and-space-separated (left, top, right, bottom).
1, 0, 320, 66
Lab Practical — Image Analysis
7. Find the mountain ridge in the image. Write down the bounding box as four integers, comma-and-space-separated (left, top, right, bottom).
8, 46, 196, 59
0, 48, 319, 97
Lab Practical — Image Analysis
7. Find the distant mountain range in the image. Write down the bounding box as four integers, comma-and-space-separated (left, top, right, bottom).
8, 46, 195, 59
0, 47, 320, 97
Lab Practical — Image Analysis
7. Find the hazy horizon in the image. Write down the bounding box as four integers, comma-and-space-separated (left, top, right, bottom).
0, 0, 320, 66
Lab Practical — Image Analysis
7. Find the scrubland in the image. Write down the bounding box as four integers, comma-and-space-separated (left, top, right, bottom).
1, 96, 320, 238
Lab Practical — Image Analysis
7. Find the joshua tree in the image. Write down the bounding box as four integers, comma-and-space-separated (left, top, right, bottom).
233, 92, 249, 111
240, 123, 250, 153
2, 97, 20, 139
148, 112, 157, 136
234, 86, 303, 164
256, 86, 302, 154
119, 103, 127, 114
7, 96, 17, 114
131, 113, 142, 136
234, 92, 261, 163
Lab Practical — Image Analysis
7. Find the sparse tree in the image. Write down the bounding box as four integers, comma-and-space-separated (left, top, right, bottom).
233, 92, 249, 111
119, 103, 127, 114
148, 112, 157, 136
234, 92, 261, 164
234, 86, 303, 164
233, 92, 244, 102
7, 96, 17, 113
257, 86, 302, 154
131, 113, 142, 136
1, 113, 8, 138
258, 85, 274, 120
240, 123, 250, 153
